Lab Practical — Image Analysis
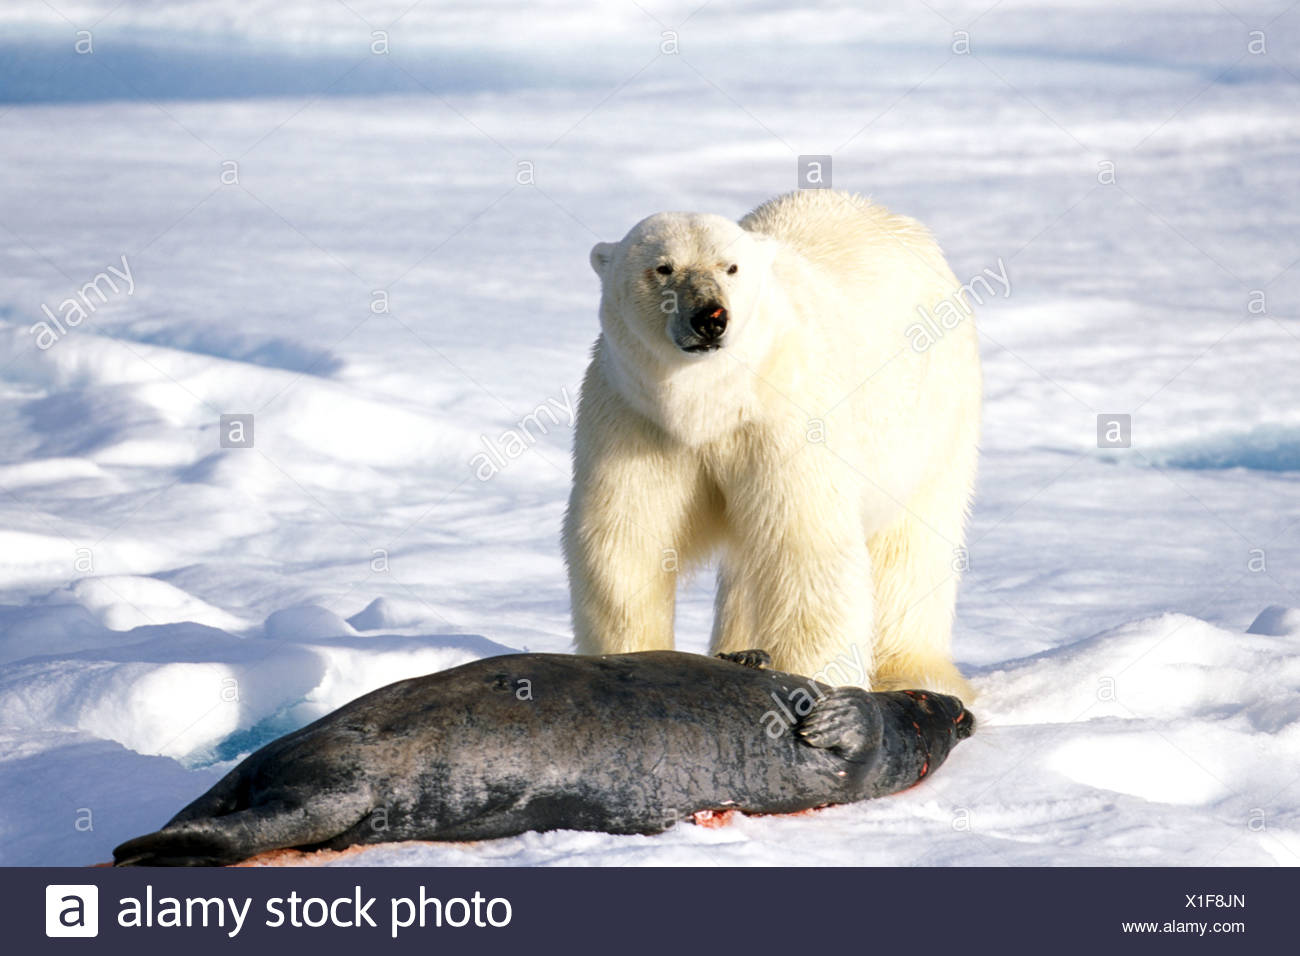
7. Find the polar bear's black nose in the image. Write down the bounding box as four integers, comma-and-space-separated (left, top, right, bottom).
689, 303, 728, 341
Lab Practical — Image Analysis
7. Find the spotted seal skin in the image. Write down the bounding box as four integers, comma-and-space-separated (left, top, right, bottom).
114, 650, 974, 866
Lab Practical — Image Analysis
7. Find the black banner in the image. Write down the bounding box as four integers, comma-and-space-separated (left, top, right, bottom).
9, 866, 1293, 953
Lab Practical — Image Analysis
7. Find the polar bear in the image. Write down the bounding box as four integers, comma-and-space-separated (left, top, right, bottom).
563, 190, 981, 697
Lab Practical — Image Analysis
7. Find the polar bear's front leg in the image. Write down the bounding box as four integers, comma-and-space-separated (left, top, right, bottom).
711, 461, 876, 688
563, 406, 715, 655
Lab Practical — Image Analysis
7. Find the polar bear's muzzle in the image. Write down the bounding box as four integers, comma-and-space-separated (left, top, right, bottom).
677, 301, 728, 353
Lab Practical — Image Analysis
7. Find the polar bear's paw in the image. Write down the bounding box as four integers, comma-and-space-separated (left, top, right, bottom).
874, 662, 976, 704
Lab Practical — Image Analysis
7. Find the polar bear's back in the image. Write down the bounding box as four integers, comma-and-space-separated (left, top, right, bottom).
740, 189, 957, 294
737, 189, 980, 515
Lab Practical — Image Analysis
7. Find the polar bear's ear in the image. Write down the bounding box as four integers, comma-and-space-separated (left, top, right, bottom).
589, 242, 616, 276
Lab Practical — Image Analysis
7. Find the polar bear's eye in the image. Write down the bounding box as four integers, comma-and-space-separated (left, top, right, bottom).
656, 264, 673, 276
726, 264, 738, 275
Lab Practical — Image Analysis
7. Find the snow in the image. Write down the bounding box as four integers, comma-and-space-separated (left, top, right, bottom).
1, 0, 1299, 866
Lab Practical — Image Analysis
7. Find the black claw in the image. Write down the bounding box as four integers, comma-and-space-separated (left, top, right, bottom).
716, 649, 771, 670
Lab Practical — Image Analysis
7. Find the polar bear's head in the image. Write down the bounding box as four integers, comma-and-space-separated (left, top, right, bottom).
590, 212, 778, 363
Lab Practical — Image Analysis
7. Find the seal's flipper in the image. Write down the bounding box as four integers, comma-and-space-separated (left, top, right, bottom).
715, 649, 771, 669
113, 796, 369, 867
795, 687, 883, 763
161, 764, 246, 826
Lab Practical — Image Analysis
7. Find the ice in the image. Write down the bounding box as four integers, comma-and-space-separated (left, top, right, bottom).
59, 575, 250, 632
347, 596, 443, 632
263, 605, 357, 641
1, 0, 1298, 866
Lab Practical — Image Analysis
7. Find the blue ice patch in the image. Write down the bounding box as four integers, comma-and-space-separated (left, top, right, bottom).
1145, 426, 1300, 472
186, 707, 310, 769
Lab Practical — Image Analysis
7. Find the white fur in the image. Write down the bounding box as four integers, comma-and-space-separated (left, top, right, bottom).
565, 190, 982, 697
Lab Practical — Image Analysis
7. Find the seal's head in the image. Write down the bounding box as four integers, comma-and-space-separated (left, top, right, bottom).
912, 690, 976, 739
898, 689, 976, 759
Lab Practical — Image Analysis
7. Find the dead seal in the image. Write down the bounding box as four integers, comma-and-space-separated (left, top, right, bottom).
114, 650, 973, 866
